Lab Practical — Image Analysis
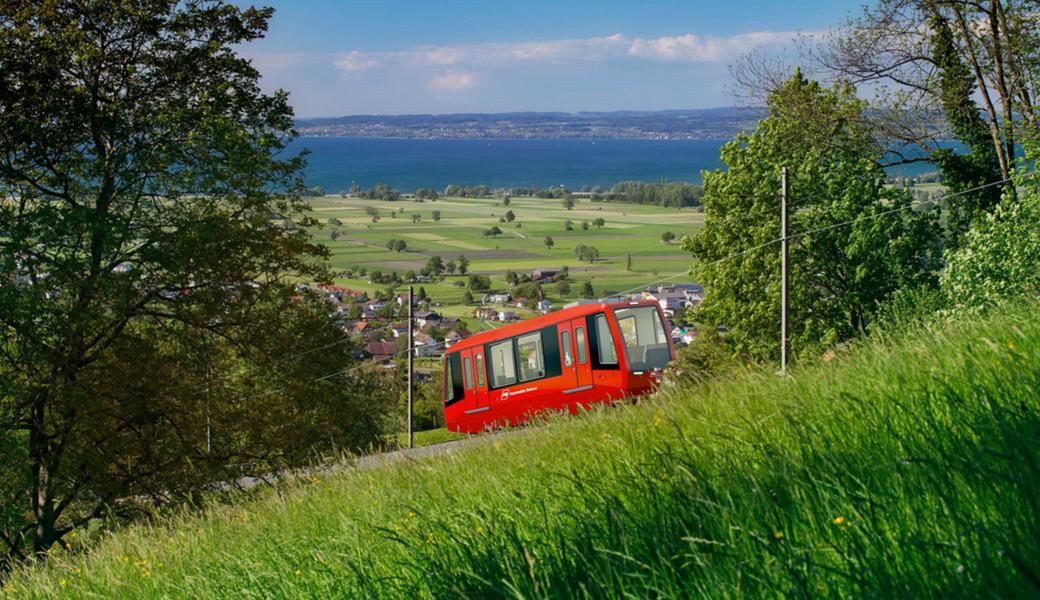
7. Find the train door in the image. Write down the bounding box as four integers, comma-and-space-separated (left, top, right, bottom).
559, 324, 578, 390
566, 318, 593, 393
461, 347, 490, 415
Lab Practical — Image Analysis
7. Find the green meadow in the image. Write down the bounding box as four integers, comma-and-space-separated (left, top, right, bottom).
7, 300, 1038, 598
308, 195, 702, 326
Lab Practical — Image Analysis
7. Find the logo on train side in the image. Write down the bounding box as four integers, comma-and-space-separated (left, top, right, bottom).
500, 386, 537, 401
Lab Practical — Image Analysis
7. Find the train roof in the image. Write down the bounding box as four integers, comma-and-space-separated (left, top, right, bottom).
447, 298, 661, 354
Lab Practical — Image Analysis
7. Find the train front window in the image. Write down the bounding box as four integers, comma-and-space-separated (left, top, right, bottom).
594, 314, 618, 365
488, 340, 517, 388
613, 306, 671, 371
516, 332, 545, 382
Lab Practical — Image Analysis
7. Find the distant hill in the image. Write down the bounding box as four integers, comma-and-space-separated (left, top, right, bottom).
295, 107, 767, 140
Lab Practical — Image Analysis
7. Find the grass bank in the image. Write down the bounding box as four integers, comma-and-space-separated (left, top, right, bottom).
6, 302, 1039, 597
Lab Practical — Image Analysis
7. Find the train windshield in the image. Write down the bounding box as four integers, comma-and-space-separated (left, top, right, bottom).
613, 306, 671, 371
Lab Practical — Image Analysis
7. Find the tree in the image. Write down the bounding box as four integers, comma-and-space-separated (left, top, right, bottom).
544, 236, 555, 250
556, 280, 571, 296
685, 73, 941, 363
364, 206, 380, 219
573, 244, 599, 263
456, 255, 470, 275
386, 239, 398, 251
504, 210, 516, 222
505, 270, 519, 286
468, 274, 491, 291
328, 218, 343, 226
417, 287, 428, 302
483, 226, 503, 237
735, 1, 1038, 191
330, 230, 340, 241
593, 217, 605, 228
423, 256, 445, 277
661, 231, 676, 244
563, 197, 575, 210
403, 270, 416, 282
411, 213, 422, 223
432, 210, 441, 222
347, 301, 363, 320
463, 290, 475, 304
502, 196, 511, 206
626, 252, 633, 271
0, 1, 399, 569
445, 260, 457, 275
564, 220, 574, 231
581, 281, 596, 298
393, 239, 407, 252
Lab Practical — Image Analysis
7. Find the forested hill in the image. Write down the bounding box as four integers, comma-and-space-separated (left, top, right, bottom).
294, 107, 767, 139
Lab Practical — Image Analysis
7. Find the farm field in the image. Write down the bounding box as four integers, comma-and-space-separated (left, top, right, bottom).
306, 194, 702, 328
7, 301, 1039, 598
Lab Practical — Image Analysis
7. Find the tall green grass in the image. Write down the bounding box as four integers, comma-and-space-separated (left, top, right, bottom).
6, 302, 1040, 598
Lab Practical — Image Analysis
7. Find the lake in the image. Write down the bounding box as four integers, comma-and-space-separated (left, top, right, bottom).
289, 137, 941, 193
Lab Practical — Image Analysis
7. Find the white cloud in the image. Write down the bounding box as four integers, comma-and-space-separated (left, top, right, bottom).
330, 31, 802, 75
335, 50, 380, 72
427, 71, 477, 91
627, 32, 803, 63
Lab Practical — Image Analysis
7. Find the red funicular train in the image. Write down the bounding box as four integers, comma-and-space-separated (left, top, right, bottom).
443, 299, 676, 433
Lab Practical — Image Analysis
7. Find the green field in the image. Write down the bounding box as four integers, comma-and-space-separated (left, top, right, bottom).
308, 195, 702, 327
7, 301, 1039, 598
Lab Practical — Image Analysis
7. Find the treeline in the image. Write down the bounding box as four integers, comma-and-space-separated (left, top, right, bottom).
594, 181, 703, 207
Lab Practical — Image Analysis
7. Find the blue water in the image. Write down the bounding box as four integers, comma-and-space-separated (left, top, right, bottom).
289, 137, 942, 193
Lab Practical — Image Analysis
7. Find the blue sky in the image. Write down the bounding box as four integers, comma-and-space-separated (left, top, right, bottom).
241, 1, 864, 117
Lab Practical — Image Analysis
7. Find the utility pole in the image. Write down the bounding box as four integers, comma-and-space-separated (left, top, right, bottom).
780, 167, 790, 374
407, 285, 414, 449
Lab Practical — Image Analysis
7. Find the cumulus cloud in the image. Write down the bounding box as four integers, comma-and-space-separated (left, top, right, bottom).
627, 32, 802, 63
331, 30, 807, 75
427, 71, 477, 91
335, 50, 380, 72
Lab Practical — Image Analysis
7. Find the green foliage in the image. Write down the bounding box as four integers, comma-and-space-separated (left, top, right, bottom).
668, 326, 740, 383
0, 0, 399, 568
660, 231, 676, 244
482, 226, 503, 238
685, 73, 942, 362
942, 156, 1040, 310
573, 244, 600, 263
8, 303, 1040, 597
468, 274, 491, 291
456, 255, 470, 276
422, 256, 444, 277
543, 236, 554, 250
581, 281, 595, 298
563, 197, 575, 210
927, 10, 1003, 243
607, 180, 704, 207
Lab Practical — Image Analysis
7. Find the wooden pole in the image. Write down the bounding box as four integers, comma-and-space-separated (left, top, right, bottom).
407, 285, 414, 449
780, 167, 789, 374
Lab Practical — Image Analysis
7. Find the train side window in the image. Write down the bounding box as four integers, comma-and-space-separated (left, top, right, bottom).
516, 332, 545, 382
444, 360, 453, 403
561, 331, 573, 366
488, 340, 517, 388
618, 315, 638, 348
575, 327, 587, 364
463, 356, 474, 390
475, 353, 486, 387
595, 314, 619, 365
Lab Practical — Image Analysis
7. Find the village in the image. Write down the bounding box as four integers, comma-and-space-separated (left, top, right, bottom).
300, 269, 706, 369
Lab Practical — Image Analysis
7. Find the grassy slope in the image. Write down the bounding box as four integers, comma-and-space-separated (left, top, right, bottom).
7, 303, 1040, 598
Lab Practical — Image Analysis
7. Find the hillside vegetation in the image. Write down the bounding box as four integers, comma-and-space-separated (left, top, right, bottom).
6, 301, 1039, 598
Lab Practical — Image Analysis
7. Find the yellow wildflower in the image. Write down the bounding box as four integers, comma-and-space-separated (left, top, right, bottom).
1008, 341, 1017, 350
833, 516, 845, 525
59, 579, 66, 588
475, 526, 484, 534
774, 531, 783, 540
294, 569, 301, 577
